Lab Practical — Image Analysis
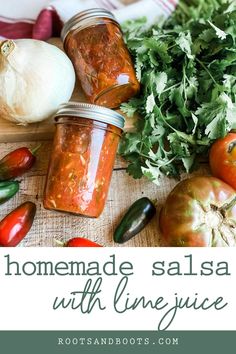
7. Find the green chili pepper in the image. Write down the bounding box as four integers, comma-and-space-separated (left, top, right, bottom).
114, 197, 156, 244
0, 181, 20, 205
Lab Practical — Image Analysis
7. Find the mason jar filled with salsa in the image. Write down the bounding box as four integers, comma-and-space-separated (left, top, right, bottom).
43, 102, 124, 218
61, 8, 140, 108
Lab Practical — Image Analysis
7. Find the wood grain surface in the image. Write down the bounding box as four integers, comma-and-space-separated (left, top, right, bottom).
0, 142, 210, 247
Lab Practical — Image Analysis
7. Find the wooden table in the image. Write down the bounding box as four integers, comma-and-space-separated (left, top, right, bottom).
0, 141, 210, 247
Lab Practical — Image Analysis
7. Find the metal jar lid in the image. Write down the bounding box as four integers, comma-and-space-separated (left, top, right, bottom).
54, 102, 125, 130
61, 8, 118, 44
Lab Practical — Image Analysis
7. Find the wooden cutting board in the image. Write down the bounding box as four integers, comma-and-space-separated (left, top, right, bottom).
0, 100, 137, 143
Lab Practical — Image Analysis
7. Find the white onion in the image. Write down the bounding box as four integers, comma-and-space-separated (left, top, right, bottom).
0, 39, 75, 124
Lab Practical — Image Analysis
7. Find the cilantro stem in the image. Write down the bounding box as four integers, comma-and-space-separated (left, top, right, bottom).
154, 156, 177, 167
138, 151, 163, 165
167, 43, 177, 50
161, 82, 181, 94
177, 1, 191, 18
196, 58, 218, 85
142, 155, 177, 168
183, 65, 187, 102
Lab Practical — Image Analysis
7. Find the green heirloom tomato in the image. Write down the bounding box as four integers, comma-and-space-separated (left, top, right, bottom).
159, 177, 236, 247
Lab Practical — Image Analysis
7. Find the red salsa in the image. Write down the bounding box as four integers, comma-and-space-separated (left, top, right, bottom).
62, 9, 140, 108
43, 103, 124, 218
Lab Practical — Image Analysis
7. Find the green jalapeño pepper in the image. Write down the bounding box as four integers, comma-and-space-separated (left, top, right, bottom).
114, 197, 156, 244
0, 181, 19, 205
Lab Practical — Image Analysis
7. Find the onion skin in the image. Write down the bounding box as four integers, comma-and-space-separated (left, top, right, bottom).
0, 39, 75, 124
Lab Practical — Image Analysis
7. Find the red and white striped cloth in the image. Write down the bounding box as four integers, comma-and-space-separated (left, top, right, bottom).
0, 0, 178, 40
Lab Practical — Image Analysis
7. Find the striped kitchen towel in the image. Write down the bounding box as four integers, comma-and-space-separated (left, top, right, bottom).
0, 0, 178, 40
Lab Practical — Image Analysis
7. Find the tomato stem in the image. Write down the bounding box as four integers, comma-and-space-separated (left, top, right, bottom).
228, 141, 236, 153
151, 198, 158, 208
220, 196, 236, 213
54, 239, 65, 247
30, 144, 41, 156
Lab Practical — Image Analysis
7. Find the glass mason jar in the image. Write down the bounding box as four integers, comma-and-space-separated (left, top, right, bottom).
61, 8, 140, 108
43, 102, 124, 218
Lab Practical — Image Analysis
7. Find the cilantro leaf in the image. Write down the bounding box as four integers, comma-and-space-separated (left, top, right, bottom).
120, 0, 236, 184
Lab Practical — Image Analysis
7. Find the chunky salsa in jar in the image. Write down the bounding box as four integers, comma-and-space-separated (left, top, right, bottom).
61, 8, 140, 108
43, 102, 124, 218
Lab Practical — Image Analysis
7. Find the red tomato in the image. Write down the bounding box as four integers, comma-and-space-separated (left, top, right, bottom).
209, 133, 236, 189
159, 177, 236, 247
66, 237, 102, 247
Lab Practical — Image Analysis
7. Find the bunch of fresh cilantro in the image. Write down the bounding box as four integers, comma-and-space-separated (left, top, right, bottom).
119, 0, 236, 184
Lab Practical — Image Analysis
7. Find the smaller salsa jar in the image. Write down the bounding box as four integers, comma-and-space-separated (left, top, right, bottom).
61, 8, 140, 108
43, 102, 124, 218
